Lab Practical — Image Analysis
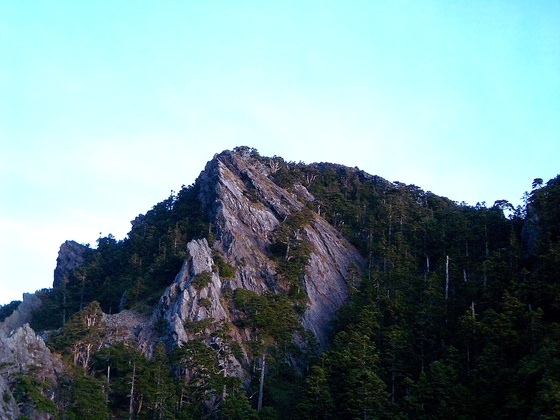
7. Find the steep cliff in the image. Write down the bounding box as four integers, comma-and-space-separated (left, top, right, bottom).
0, 320, 62, 419
53, 240, 89, 289
156, 149, 364, 352
0, 294, 60, 418
0, 293, 42, 333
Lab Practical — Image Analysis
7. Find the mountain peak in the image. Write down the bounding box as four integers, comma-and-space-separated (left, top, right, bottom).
157, 146, 364, 350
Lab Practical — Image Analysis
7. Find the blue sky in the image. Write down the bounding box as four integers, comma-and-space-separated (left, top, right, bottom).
1, 1, 559, 305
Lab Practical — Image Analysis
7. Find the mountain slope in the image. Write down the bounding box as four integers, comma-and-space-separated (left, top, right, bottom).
2, 147, 558, 419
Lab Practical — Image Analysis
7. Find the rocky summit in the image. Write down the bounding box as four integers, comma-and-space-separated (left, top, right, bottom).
156, 149, 363, 351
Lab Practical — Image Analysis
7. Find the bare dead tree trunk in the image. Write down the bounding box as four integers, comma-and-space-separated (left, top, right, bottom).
83, 342, 94, 371
258, 353, 266, 411
77, 270, 87, 311
129, 362, 136, 420
179, 387, 185, 411
445, 256, 450, 300
106, 365, 111, 403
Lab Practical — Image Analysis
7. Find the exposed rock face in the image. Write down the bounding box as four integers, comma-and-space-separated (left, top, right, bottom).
159, 149, 364, 349
156, 238, 245, 377
53, 240, 89, 288
0, 323, 62, 419
0, 293, 42, 333
302, 216, 362, 342
522, 203, 541, 256
0, 296, 60, 419
0, 324, 61, 379
158, 239, 228, 345
0, 375, 18, 420
103, 310, 155, 355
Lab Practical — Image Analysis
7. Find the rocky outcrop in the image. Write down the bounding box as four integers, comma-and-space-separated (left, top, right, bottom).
53, 240, 89, 288
103, 310, 155, 355
158, 149, 364, 350
0, 373, 18, 420
0, 323, 62, 419
0, 296, 61, 419
156, 238, 245, 377
158, 239, 229, 345
0, 293, 42, 333
522, 203, 541, 256
0, 324, 61, 379
302, 216, 362, 344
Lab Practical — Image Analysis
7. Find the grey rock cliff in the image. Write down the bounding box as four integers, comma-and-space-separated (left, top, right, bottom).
0, 293, 42, 333
521, 202, 541, 256
0, 323, 62, 419
158, 149, 364, 349
302, 216, 362, 343
53, 240, 89, 288
158, 239, 230, 343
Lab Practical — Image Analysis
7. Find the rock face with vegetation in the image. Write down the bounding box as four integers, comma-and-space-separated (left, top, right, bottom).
157, 150, 363, 352
0, 293, 42, 333
0, 294, 60, 419
53, 240, 89, 289
0, 322, 62, 419
1, 146, 560, 419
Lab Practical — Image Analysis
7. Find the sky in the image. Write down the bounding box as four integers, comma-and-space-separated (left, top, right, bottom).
1, 1, 559, 305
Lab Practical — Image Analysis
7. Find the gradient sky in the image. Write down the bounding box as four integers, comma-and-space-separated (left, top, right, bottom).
1, 1, 559, 305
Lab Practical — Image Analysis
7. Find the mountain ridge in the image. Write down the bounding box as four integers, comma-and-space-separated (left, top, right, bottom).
1, 146, 559, 419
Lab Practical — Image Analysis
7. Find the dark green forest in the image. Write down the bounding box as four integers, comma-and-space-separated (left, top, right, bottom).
5, 149, 560, 419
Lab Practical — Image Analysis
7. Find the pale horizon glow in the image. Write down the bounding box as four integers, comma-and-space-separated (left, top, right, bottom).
1, 1, 559, 305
